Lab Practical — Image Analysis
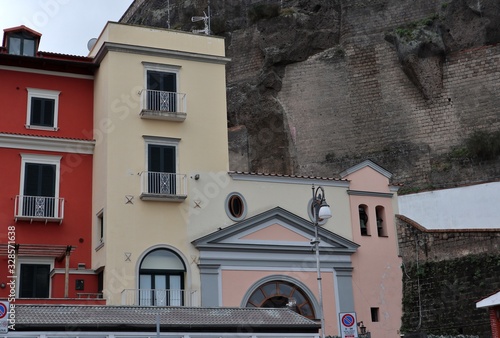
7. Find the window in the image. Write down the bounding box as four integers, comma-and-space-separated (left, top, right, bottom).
371, 307, 379, 322
97, 209, 104, 243
225, 192, 247, 221
17, 258, 54, 298
147, 70, 177, 112
19, 154, 61, 218
359, 205, 369, 236
139, 249, 186, 306
143, 63, 180, 113
376, 205, 386, 237
8, 33, 36, 56
26, 88, 60, 130
245, 281, 315, 319
148, 144, 176, 194
143, 136, 179, 195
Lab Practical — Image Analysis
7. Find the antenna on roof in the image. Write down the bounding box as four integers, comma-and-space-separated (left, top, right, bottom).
191, 0, 211, 35
87, 38, 97, 51
191, 12, 209, 35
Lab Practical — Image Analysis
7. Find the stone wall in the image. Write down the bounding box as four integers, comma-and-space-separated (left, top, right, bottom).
280, 0, 500, 189
396, 216, 500, 336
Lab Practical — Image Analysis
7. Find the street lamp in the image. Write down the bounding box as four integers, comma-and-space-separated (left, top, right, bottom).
310, 185, 332, 338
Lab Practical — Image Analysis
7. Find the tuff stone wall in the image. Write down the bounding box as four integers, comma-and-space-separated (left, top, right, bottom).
279, 0, 500, 189
121, 0, 500, 190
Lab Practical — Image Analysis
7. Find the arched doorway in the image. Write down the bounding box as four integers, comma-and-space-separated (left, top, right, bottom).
139, 248, 185, 306
245, 280, 315, 319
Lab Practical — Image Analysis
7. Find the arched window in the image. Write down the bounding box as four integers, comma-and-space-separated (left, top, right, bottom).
376, 205, 386, 237
139, 249, 185, 306
359, 204, 369, 236
245, 281, 315, 319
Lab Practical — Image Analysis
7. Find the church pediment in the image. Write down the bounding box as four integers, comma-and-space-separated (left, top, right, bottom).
192, 207, 358, 254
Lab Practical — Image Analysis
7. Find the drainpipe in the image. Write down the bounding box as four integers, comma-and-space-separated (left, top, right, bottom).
64, 245, 71, 298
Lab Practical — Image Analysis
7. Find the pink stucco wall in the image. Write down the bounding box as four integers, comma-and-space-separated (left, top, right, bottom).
221, 269, 339, 335
241, 223, 310, 242
345, 166, 403, 337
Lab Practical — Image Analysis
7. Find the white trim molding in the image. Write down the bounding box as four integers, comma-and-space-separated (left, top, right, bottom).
0, 133, 95, 154
26, 88, 61, 131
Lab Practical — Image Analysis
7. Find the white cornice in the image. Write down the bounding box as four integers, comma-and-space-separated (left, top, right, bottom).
0, 133, 95, 154
94, 42, 231, 65
0, 65, 94, 80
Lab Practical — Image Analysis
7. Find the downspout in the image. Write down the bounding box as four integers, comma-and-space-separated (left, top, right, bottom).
415, 236, 422, 331
64, 245, 72, 298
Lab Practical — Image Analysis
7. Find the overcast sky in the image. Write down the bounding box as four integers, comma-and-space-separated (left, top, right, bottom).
0, 0, 134, 56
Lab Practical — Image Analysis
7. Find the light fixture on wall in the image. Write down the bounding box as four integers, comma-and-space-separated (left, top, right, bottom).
358, 321, 367, 335
310, 185, 332, 338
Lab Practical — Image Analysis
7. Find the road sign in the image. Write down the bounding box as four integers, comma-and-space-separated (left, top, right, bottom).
0, 301, 9, 333
339, 312, 358, 338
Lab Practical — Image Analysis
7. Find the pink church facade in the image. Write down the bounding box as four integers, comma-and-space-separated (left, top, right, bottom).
192, 161, 403, 337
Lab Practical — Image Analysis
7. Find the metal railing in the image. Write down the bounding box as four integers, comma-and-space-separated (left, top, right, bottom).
140, 171, 187, 197
140, 89, 186, 113
15, 195, 64, 222
121, 289, 198, 307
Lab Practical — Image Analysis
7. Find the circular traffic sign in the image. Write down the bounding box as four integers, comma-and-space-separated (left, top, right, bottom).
0, 303, 7, 319
342, 313, 355, 327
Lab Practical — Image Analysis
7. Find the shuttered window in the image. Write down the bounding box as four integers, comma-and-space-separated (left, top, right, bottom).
26, 88, 60, 130
147, 144, 176, 195
30, 97, 55, 127
24, 163, 56, 197
19, 264, 50, 298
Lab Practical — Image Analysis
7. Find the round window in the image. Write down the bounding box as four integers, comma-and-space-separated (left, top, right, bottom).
225, 192, 247, 221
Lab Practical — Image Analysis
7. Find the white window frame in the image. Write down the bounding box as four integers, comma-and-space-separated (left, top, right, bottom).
19, 153, 62, 215
143, 62, 181, 91
16, 257, 55, 298
26, 88, 61, 131
143, 136, 180, 174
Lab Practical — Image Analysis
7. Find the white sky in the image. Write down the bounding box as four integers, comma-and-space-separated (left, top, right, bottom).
0, 0, 134, 56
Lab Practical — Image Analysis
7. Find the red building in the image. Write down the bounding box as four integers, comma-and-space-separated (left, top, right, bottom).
0, 26, 103, 304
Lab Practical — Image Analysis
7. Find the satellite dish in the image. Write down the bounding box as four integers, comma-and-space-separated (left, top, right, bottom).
87, 38, 97, 51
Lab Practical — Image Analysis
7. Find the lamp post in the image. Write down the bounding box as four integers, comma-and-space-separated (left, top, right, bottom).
311, 185, 332, 338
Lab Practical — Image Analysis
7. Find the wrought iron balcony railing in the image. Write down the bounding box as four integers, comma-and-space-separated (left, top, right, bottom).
140, 89, 187, 121
139, 171, 187, 202
15, 195, 64, 223
121, 288, 198, 307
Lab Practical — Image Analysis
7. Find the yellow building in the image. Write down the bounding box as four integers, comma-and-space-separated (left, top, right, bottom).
89, 22, 230, 306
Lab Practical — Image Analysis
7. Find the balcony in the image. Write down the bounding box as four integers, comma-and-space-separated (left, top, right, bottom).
121, 289, 198, 306
140, 89, 187, 121
14, 195, 64, 223
139, 171, 187, 202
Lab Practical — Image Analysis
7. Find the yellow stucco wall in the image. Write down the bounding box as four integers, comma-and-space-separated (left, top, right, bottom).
91, 22, 228, 305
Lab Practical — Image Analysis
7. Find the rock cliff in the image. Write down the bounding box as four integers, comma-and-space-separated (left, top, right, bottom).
121, 0, 500, 191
